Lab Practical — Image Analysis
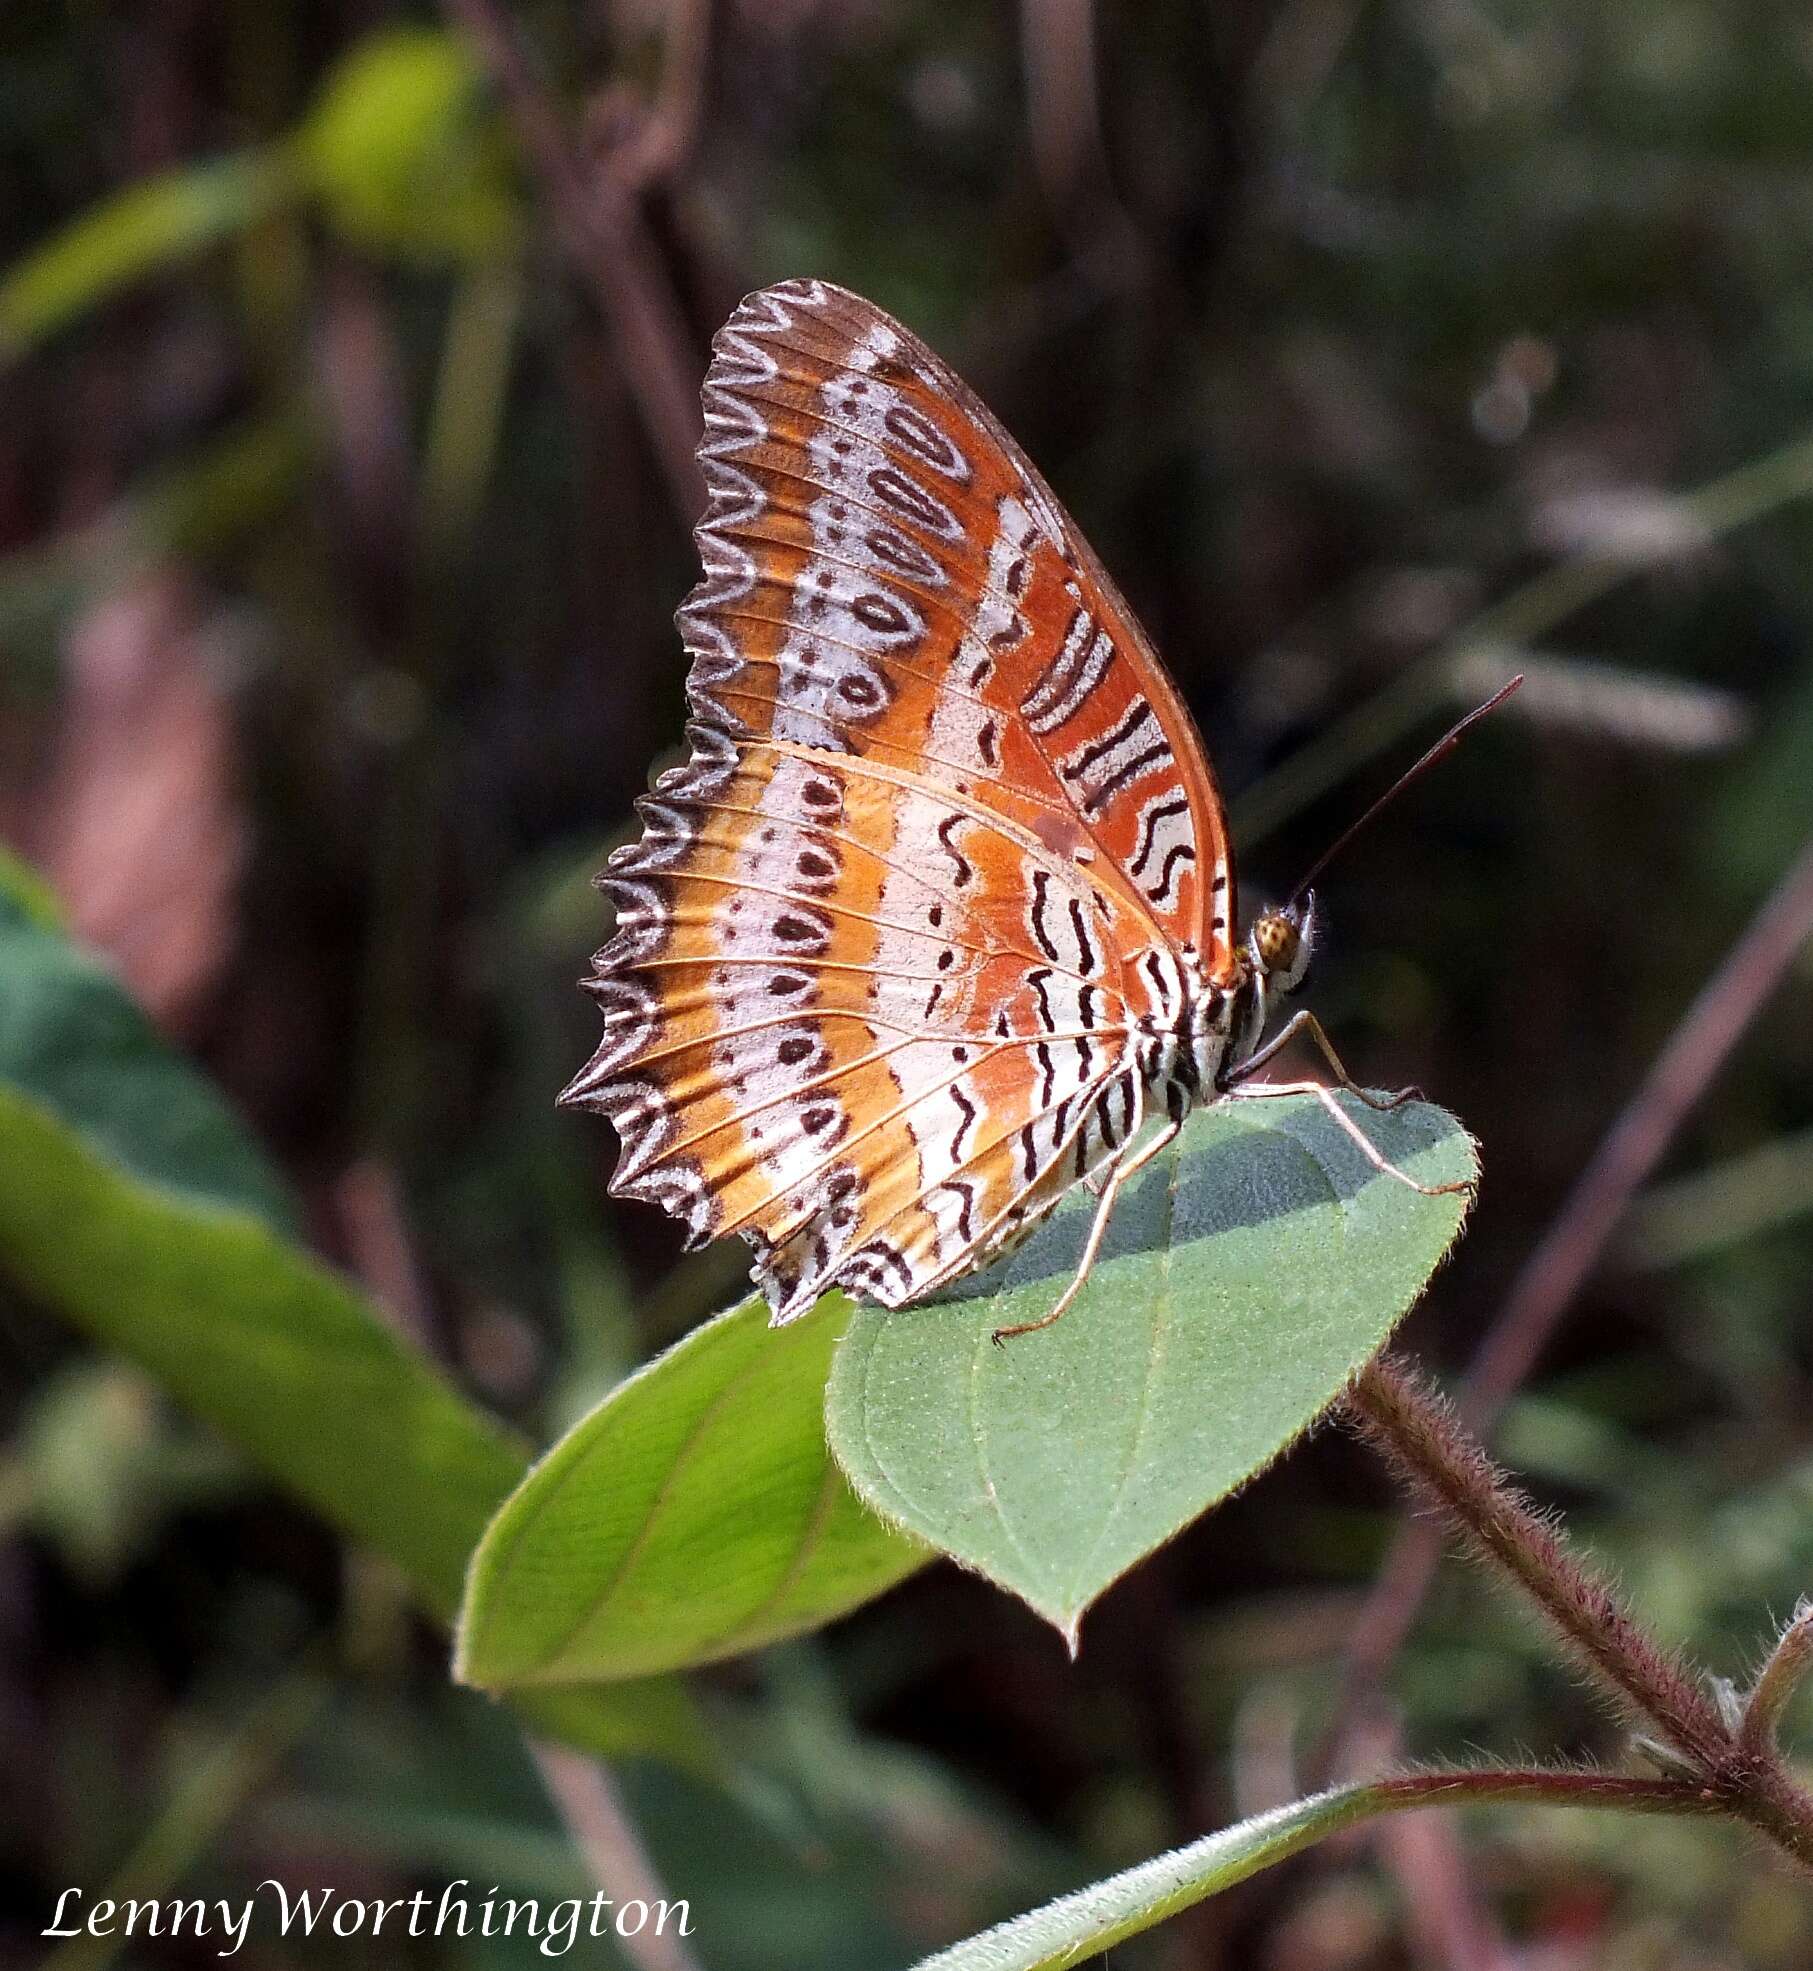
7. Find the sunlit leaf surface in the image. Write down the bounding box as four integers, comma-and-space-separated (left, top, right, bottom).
826, 1093, 1475, 1640
457, 1293, 927, 1686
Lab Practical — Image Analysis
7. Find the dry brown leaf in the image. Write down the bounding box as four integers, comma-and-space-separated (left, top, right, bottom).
30, 569, 247, 1033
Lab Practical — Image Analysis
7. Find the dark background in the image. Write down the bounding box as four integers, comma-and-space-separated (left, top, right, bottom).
5, 2, 1813, 1965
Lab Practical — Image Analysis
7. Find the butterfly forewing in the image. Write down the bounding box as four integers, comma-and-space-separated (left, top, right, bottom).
681, 281, 1236, 965
565, 279, 1230, 1320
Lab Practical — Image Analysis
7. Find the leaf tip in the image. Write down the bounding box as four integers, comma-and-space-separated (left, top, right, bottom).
447, 1617, 482, 1690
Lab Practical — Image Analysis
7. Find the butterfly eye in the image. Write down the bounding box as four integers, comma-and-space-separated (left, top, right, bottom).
1252, 912, 1298, 972
1251, 900, 1315, 993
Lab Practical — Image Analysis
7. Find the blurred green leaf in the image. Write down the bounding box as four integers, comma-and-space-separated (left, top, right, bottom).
17, 1362, 239, 1587
0, 151, 295, 363
271, 1685, 918, 1971
456, 1294, 927, 1688
0, 842, 63, 930
300, 28, 519, 262
0, 25, 516, 372
826, 1096, 1474, 1642
0, 876, 293, 1229
1623, 1126, 1813, 1270
0, 885, 705, 1771
1710, 668, 1813, 897
0, 418, 307, 648
42, 1673, 327, 1971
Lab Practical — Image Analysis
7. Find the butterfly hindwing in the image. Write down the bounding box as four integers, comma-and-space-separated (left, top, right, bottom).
564, 737, 1163, 1316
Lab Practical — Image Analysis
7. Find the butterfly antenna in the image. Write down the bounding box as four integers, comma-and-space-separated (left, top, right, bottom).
1284, 675, 1523, 910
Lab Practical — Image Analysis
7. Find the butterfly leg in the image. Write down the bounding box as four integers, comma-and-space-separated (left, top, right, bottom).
1225, 1078, 1471, 1198
1226, 1010, 1423, 1112
991, 1117, 1183, 1344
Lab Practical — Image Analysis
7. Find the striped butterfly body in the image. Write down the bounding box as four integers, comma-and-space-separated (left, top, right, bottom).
564, 280, 1461, 1339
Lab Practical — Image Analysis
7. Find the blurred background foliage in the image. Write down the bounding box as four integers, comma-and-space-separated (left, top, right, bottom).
3, 1, 1813, 1965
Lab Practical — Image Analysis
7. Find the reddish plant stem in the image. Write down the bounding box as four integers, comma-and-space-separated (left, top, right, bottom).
1018, 0, 1145, 280
442, 0, 707, 524
1345, 1355, 1813, 1874
1376, 1804, 1511, 1971
1330, 833, 1813, 1751
1742, 1602, 1813, 1759
1348, 1357, 1729, 1762
599, 0, 713, 194
532, 1742, 706, 1971
1367, 1768, 1723, 1819
1460, 831, 1813, 1426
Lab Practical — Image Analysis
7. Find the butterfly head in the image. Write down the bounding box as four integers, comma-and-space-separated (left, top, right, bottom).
1248, 891, 1317, 997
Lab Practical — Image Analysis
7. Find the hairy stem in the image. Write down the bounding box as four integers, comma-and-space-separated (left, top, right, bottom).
1345, 1354, 1813, 1874
1366, 1768, 1724, 1818
1327, 831, 1813, 1763
1348, 1357, 1727, 1761
1742, 1602, 1813, 1758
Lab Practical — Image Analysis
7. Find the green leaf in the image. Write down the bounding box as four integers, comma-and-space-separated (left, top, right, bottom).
0, 897, 704, 1772
300, 28, 518, 262
913, 1784, 1391, 1969
826, 1094, 1474, 1642
906, 1774, 1706, 1970
15, 1361, 239, 1587
0, 843, 63, 930
0, 882, 295, 1232
0, 151, 295, 363
456, 1294, 928, 1688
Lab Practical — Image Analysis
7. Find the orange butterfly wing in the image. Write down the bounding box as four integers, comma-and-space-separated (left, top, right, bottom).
565, 280, 1232, 1319
680, 280, 1237, 970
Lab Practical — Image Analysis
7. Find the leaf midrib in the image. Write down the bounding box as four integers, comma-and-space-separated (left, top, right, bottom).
493, 1341, 754, 1678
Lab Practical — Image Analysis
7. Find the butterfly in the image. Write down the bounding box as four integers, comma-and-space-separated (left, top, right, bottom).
562, 279, 1476, 1342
